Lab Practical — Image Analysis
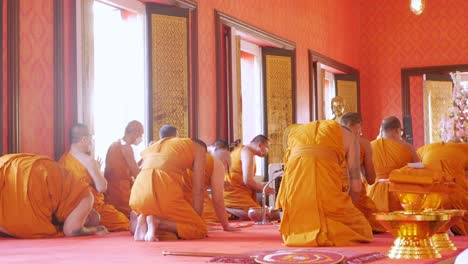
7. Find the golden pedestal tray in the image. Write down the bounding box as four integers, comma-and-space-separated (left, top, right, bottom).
375, 211, 450, 259
430, 209, 466, 251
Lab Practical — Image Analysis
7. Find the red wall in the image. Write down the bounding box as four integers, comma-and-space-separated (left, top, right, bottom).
359, 0, 468, 140
196, 0, 361, 143
7, 0, 468, 155
18, 0, 54, 157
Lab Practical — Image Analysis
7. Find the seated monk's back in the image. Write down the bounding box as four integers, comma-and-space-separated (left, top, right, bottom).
287, 121, 344, 154
371, 138, 413, 178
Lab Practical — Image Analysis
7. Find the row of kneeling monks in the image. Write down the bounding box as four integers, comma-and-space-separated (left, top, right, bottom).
0, 117, 466, 246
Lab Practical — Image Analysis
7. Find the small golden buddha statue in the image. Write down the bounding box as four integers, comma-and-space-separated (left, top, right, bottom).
331, 96, 346, 122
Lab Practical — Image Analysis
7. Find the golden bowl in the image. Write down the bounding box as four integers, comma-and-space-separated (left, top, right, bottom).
375, 211, 450, 259
397, 192, 427, 212
422, 193, 442, 211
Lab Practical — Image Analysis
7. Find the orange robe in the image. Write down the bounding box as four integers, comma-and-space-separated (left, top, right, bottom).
182, 154, 221, 223
223, 146, 260, 211
418, 142, 468, 235
354, 142, 385, 233
129, 138, 207, 240
277, 121, 373, 246
59, 153, 129, 232
104, 140, 134, 217
368, 138, 413, 212
0, 154, 90, 238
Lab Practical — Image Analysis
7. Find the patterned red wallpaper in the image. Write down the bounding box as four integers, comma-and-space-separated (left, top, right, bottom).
359, 0, 468, 141
409, 76, 423, 148
19, 0, 54, 157
196, 0, 361, 143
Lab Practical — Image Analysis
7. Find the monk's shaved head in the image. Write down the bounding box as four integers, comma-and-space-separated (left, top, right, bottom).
125, 120, 144, 135
159, 125, 178, 139
70, 124, 89, 144
381, 116, 401, 132
251, 135, 269, 144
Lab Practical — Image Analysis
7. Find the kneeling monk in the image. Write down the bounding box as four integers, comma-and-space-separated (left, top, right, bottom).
0, 154, 107, 238
276, 120, 373, 246
60, 124, 130, 232
129, 137, 209, 241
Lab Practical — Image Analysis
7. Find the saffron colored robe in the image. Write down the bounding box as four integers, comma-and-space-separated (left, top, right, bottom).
182, 154, 219, 222
354, 141, 385, 233
417, 142, 468, 235
368, 138, 414, 212
0, 154, 90, 238
129, 138, 207, 240
104, 140, 134, 217
59, 153, 129, 232
277, 121, 373, 246
223, 146, 260, 211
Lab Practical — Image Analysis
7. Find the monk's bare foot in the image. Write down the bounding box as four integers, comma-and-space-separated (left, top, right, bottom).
93, 225, 109, 235
84, 208, 101, 227
134, 214, 148, 241
145, 215, 160, 242
130, 211, 138, 235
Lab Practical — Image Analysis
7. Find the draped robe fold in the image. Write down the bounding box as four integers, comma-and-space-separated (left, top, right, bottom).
367, 138, 413, 212
0, 154, 90, 238
277, 121, 373, 246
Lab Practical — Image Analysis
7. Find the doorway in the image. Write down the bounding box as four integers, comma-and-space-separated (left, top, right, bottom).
92, 0, 146, 163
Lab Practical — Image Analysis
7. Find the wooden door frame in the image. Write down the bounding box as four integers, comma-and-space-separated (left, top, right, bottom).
215, 10, 295, 141
401, 64, 468, 142
309, 50, 359, 121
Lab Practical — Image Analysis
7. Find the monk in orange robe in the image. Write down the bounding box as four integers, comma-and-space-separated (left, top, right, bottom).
104, 120, 144, 217
340, 112, 385, 233
129, 138, 209, 242
367, 116, 419, 212
183, 151, 237, 231
418, 142, 468, 235
277, 120, 372, 246
201, 140, 232, 222
0, 154, 107, 238
60, 124, 129, 232
223, 135, 274, 220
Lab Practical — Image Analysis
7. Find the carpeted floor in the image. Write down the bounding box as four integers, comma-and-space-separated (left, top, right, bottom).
0, 223, 466, 263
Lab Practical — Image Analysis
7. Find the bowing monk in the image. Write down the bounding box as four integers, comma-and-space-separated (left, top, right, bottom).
202, 140, 232, 222
0, 154, 107, 238
129, 137, 209, 242
104, 120, 144, 217
417, 142, 468, 235
276, 120, 372, 246
367, 116, 419, 212
223, 135, 274, 220
341, 112, 385, 233
182, 150, 237, 231
60, 124, 130, 232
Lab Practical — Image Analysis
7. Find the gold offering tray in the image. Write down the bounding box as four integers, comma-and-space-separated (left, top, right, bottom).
375, 211, 450, 259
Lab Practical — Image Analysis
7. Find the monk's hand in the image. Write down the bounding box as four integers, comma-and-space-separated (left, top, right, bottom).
96, 157, 103, 170
222, 224, 241, 232
264, 186, 275, 196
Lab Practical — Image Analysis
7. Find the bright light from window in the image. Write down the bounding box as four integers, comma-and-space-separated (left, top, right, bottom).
93, 1, 145, 164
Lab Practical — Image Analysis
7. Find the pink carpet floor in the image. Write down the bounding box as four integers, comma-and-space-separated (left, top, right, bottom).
0, 223, 466, 263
